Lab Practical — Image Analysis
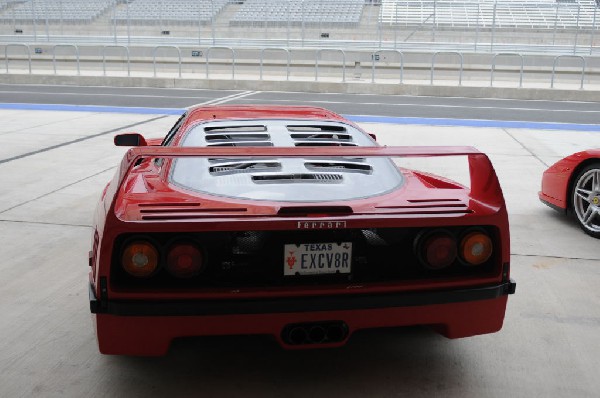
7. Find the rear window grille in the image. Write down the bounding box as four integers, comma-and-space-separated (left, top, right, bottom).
205, 125, 271, 146
206, 133, 270, 141
287, 125, 347, 133
305, 161, 373, 174
290, 135, 355, 147
252, 173, 343, 183
291, 133, 352, 140
295, 141, 357, 147
205, 125, 267, 133
207, 141, 273, 147
288, 125, 355, 146
209, 161, 282, 175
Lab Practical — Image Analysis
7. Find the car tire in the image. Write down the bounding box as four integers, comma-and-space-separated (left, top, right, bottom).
571, 162, 600, 239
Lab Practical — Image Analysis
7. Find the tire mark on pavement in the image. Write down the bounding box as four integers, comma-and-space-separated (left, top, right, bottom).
0, 115, 169, 165
0, 166, 116, 215
502, 128, 551, 168
0, 219, 91, 228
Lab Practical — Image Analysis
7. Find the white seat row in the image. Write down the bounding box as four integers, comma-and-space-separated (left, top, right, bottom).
379, 0, 600, 29
231, 0, 365, 26
112, 0, 228, 23
0, 0, 112, 22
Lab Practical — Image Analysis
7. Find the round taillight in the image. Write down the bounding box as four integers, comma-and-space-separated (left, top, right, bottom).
418, 231, 457, 270
122, 241, 159, 278
460, 232, 493, 265
166, 243, 204, 278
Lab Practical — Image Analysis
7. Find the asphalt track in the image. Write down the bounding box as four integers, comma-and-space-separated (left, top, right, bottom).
0, 85, 599, 398
1, 83, 600, 127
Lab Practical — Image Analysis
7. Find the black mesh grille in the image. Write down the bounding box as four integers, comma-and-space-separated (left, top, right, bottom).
110, 226, 500, 290
252, 173, 343, 183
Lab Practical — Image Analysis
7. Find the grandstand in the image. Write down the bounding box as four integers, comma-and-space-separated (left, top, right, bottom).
230, 0, 365, 27
0, 1, 598, 29
112, 0, 229, 25
0, 0, 598, 53
379, 0, 600, 29
0, 0, 113, 23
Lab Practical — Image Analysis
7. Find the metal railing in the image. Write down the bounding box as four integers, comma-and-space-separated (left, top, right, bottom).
102, 45, 130, 77
53, 44, 79, 75
315, 49, 346, 82
1, 44, 598, 90
430, 51, 463, 85
551, 55, 586, 89
371, 49, 403, 83
259, 48, 290, 81
153, 45, 181, 78
206, 46, 235, 79
4, 43, 30, 74
491, 53, 524, 88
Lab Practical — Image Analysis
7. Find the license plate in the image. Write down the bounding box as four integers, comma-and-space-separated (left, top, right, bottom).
284, 242, 352, 276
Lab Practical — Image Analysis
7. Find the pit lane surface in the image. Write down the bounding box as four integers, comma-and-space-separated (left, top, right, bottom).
2, 83, 600, 125
0, 90, 599, 397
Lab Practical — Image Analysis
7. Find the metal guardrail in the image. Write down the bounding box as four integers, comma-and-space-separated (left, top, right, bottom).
491, 53, 524, 88
206, 46, 235, 79
1, 35, 598, 56
259, 48, 290, 81
53, 44, 79, 75
315, 49, 346, 82
4, 43, 31, 74
430, 51, 463, 85
153, 45, 181, 78
551, 55, 586, 89
102, 45, 130, 77
371, 50, 403, 84
1, 44, 599, 90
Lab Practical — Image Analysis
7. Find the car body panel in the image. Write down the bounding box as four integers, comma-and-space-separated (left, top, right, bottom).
92, 296, 509, 356
539, 149, 600, 210
89, 105, 514, 355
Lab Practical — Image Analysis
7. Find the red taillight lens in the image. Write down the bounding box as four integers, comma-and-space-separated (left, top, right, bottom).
417, 231, 457, 270
122, 241, 159, 278
460, 232, 493, 265
166, 242, 204, 278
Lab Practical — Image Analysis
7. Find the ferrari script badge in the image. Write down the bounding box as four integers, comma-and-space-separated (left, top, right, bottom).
297, 221, 347, 229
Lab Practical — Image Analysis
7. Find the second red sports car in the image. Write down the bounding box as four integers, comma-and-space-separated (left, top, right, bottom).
539, 149, 600, 238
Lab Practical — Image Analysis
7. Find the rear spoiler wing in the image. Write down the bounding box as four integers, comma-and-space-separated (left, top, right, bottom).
111, 146, 504, 206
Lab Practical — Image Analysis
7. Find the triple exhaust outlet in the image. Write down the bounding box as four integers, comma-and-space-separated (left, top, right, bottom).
282, 321, 349, 345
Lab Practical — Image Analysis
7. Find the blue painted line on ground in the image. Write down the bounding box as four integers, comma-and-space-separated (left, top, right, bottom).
1, 102, 598, 131
0, 103, 184, 115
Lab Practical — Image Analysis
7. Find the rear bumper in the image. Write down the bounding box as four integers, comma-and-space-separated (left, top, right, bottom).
91, 280, 516, 355
90, 280, 516, 316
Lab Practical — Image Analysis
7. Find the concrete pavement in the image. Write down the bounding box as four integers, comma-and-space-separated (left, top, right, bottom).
0, 107, 598, 397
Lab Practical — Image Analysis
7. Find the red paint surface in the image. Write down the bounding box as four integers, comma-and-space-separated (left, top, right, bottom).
90, 105, 513, 355
539, 149, 600, 210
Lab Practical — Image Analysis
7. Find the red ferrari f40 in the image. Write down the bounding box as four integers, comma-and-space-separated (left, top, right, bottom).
89, 105, 516, 355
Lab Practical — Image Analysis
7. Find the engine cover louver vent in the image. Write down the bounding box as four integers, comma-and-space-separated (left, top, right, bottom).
209, 160, 282, 175
287, 124, 357, 147
376, 199, 472, 216
137, 203, 247, 220
204, 125, 272, 147
252, 173, 343, 183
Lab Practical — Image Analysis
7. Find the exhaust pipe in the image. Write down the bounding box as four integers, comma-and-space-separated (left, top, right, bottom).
288, 326, 308, 345
282, 321, 348, 345
326, 324, 346, 342
308, 326, 326, 344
